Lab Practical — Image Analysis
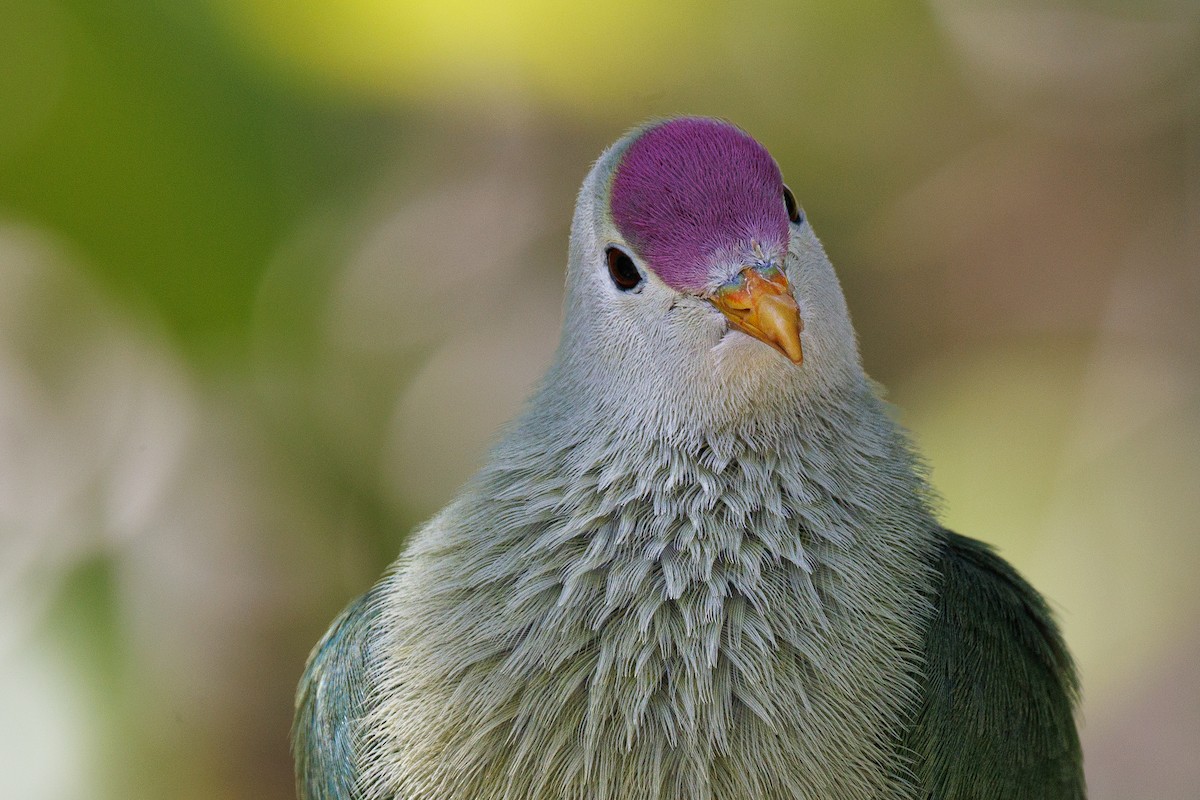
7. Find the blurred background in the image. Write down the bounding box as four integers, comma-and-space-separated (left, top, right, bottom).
0, 0, 1196, 797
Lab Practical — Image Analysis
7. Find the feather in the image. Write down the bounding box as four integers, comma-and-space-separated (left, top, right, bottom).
904, 531, 1085, 799
293, 587, 384, 800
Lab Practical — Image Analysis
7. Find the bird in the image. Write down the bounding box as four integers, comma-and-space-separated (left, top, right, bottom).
293, 116, 1085, 800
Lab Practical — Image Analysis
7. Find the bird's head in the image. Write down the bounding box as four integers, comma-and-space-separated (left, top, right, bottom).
552, 117, 862, 430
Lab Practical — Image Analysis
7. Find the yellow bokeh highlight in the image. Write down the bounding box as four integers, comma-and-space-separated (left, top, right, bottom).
216, 0, 702, 107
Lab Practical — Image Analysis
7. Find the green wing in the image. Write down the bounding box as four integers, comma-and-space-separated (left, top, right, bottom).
906, 530, 1085, 799
293, 588, 383, 800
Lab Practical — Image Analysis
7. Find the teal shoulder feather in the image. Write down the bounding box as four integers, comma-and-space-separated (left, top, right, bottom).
292, 588, 382, 800
907, 530, 1085, 799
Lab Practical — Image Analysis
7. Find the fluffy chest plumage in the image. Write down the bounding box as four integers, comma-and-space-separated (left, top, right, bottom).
359, 407, 937, 800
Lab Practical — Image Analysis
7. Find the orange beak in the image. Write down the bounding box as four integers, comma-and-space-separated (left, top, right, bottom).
708, 265, 804, 365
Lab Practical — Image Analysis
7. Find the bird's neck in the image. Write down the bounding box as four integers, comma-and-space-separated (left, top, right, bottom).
370, 383, 938, 800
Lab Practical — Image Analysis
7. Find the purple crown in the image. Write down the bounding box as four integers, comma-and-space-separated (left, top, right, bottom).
610, 118, 790, 293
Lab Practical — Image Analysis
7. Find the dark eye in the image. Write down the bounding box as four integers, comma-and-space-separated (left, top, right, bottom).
783, 185, 803, 224
606, 247, 642, 291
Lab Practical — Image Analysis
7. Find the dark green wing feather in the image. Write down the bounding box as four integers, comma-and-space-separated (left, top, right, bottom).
906, 530, 1085, 799
293, 587, 383, 800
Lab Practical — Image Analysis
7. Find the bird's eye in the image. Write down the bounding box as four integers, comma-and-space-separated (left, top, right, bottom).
606, 247, 643, 291
783, 185, 803, 224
